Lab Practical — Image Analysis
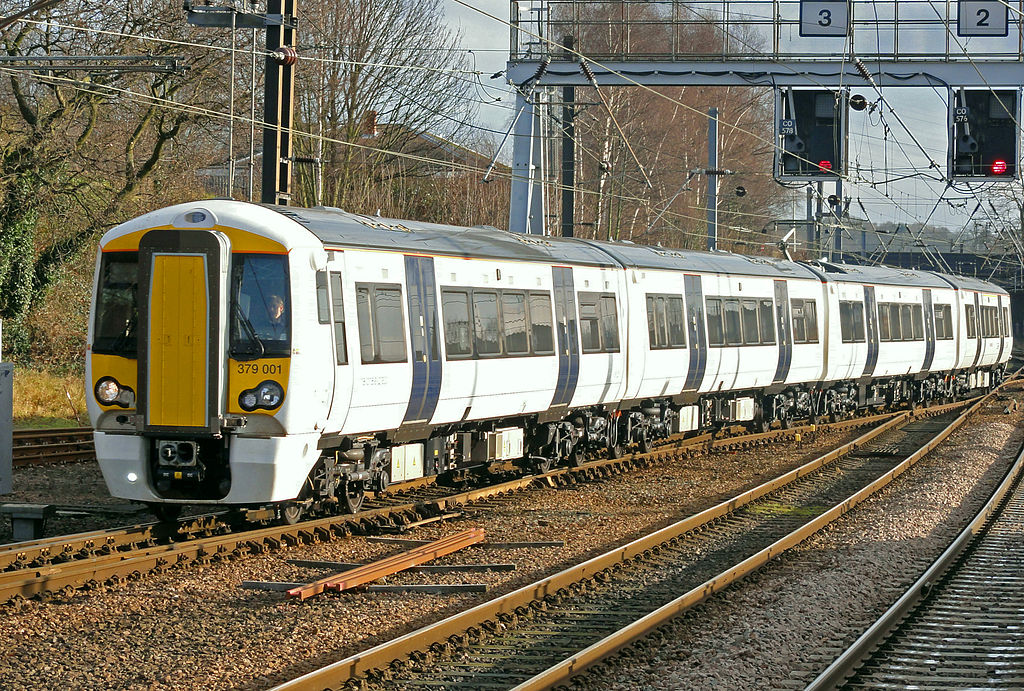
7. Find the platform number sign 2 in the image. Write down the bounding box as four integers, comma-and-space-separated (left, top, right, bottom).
958, 1, 1008, 37
799, 1, 850, 37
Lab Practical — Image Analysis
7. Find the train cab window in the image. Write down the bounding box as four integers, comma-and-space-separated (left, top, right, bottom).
529, 292, 555, 355
473, 291, 501, 356
934, 304, 954, 340
355, 283, 407, 364
839, 300, 865, 343
706, 298, 724, 346
759, 299, 775, 345
230, 254, 291, 359
329, 272, 348, 365
741, 300, 759, 345
790, 298, 818, 344
93, 251, 139, 357
501, 291, 529, 355
966, 304, 977, 338
441, 290, 472, 358
911, 304, 924, 340
723, 299, 742, 346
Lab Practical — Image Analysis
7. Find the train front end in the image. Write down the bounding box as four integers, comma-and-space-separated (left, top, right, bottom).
86, 202, 326, 511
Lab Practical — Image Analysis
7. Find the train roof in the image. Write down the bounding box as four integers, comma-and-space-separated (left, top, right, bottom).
803, 260, 1008, 294
269, 206, 620, 268
579, 239, 821, 280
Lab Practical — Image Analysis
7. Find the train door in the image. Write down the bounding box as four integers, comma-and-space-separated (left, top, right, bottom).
323, 253, 351, 430
997, 294, 1007, 363
138, 229, 228, 435
551, 266, 580, 407
403, 255, 442, 424
772, 280, 792, 384
862, 285, 879, 376
922, 289, 936, 371
972, 292, 982, 367
683, 274, 707, 391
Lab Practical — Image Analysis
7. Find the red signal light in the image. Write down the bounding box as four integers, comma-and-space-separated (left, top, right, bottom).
991, 159, 1008, 175
817, 160, 833, 172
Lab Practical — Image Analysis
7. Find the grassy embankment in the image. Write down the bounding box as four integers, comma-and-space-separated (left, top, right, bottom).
12, 367, 88, 429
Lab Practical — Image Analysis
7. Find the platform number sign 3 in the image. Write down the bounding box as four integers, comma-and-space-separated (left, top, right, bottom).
958, 1, 1008, 37
800, 1, 850, 37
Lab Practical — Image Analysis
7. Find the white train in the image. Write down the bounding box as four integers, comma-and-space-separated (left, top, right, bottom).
86, 200, 1012, 519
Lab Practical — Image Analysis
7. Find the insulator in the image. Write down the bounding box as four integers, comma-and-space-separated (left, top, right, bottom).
273, 46, 298, 66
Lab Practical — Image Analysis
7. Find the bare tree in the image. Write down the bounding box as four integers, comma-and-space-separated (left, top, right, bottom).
293, 0, 478, 212
0, 0, 229, 357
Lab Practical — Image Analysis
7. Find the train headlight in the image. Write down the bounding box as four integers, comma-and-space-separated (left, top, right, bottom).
239, 381, 285, 411
257, 381, 284, 407
95, 377, 121, 404
95, 377, 136, 408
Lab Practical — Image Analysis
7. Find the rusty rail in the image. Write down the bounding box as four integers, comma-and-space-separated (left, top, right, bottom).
270, 388, 1009, 690
288, 528, 485, 600
12, 427, 94, 467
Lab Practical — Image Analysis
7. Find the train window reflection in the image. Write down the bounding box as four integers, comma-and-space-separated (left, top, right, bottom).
529, 292, 555, 355
93, 252, 139, 357
473, 291, 500, 355
502, 292, 529, 354
442, 290, 472, 358
355, 283, 408, 364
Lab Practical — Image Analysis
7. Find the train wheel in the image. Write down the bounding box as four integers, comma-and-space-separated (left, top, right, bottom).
342, 480, 364, 514
608, 442, 624, 459
534, 457, 553, 474
567, 448, 585, 467
148, 503, 182, 523
638, 430, 652, 454
281, 503, 305, 525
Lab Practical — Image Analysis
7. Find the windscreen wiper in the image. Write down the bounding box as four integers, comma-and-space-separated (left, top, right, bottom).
230, 302, 265, 361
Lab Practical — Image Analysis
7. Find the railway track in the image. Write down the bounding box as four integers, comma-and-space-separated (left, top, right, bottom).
807, 421, 1024, 690
11, 427, 94, 467
269, 391, 1005, 691
0, 409, 888, 605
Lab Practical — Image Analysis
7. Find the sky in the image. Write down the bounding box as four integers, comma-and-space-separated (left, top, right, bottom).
442, 1, 1022, 237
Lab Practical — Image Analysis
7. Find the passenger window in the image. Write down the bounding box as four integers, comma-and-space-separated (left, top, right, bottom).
839, 301, 853, 343
966, 304, 977, 339
1004, 307, 1010, 337
355, 283, 407, 364
900, 304, 913, 341
529, 292, 554, 355
502, 291, 529, 355
316, 271, 331, 324
741, 299, 760, 345
706, 298, 724, 346
374, 287, 406, 362
758, 299, 775, 345
329, 272, 347, 365
578, 294, 601, 353
473, 291, 500, 355
646, 296, 662, 349
356, 287, 374, 363
600, 295, 620, 352
889, 304, 902, 341
878, 303, 891, 341
667, 297, 687, 347
911, 304, 923, 340
934, 304, 952, 340
723, 299, 742, 346
791, 301, 807, 344
804, 301, 819, 343
441, 290, 472, 358
852, 302, 865, 342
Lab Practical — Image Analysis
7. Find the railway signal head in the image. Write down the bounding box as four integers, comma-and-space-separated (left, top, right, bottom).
776, 89, 847, 181
952, 89, 1020, 180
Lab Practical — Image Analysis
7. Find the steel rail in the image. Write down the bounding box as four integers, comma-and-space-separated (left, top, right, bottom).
12, 427, 94, 467
0, 401, 963, 604
271, 397, 988, 690
805, 428, 1024, 689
